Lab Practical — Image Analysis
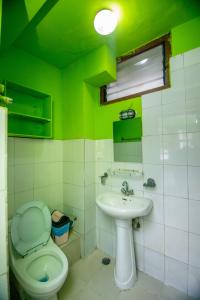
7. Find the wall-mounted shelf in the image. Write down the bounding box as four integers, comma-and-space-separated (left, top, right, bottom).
3, 80, 52, 139
8, 112, 51, 123
107, 167, 144, 177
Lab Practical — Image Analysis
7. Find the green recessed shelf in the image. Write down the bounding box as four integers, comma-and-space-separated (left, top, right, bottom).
4, 80, 52, 139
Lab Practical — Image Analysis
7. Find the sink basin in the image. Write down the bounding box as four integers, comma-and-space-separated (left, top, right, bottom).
96, 191, 153, 290
96, 192, 153, 219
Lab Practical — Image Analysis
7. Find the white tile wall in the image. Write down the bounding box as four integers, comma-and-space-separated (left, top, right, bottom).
8, 138, 64, 217
165, 257, 188, 293
95, 47, 200, 298
63, 139, 96, 256
165, 226, 188, 264
0, 107, 9, 300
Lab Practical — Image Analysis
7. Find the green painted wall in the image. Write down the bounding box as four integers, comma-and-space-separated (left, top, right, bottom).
172, 16, 200, 56
1, 16, 200, 141
62, 16, 200, 140
62, 45, 118, 139
0, 0, 2, 46
0, 46, 63, 139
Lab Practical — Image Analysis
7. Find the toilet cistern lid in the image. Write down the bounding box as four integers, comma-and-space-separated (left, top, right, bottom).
11, 201, 51, 256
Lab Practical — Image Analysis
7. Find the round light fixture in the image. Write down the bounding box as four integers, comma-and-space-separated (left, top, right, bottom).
94, 9, 118, 35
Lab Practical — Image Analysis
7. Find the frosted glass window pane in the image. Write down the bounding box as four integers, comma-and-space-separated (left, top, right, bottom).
107, 45, 165, 101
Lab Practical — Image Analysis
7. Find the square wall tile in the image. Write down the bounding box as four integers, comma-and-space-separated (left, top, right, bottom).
144, 192, 164, 224
164, 165, 188, 198
98, 229, 114, 257
7, 193, 14, 219
165, 256, 188, 294
96, 207, 113, 234
63, 184, 84, 210
142, 91, 162, 108
184, 47, 200, 67
14, 164, 34, 192
14, 189, 34, 211
63, 139, 84, 162
164, 196, 188, 231
34, 162, 62, 188
7, 166, 14, 194
34, 184, 63, 211
34, 139, 63, 163
85, 139, 95, 162
144, 248, 164, 281
85, 205, 96, 234
186, 86, 200, 102
189, 233, 200, 269
0, 153, 6, 191
142, 106, 162, 136
84, 229, 96, 256
162, 87, 185, 106
162, 101, 186, 134
185, 64, 200, 89
84, 184, 95, 209
189, 200, 200, 235
95, 139, 113, 162
186, 99, 200, 133
188, 265, 200, 299
188, 166, 200, 200
14, 138, 35, 165
63, 162, 84, 185
142, 136, 163, 164
170, 54, 184, 71
144, 221, 164, 253
163, 133, 187, 165
170, 69, 185, 90
188, 132, 200, 166
135, 243, 144, 271
7, 138, 14, 166
85, 162, 95, 185
143, 164, 163, 195
165, 226, 188, 264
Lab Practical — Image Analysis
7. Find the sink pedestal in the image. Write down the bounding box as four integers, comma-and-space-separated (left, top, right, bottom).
114, 219, 137, 289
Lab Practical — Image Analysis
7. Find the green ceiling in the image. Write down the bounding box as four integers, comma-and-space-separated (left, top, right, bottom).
1, 0, 200, 68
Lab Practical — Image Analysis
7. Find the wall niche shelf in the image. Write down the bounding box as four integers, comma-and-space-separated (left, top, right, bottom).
4, 80, 52, 139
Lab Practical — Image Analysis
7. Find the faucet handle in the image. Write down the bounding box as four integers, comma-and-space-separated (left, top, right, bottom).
122, 181, 128, 187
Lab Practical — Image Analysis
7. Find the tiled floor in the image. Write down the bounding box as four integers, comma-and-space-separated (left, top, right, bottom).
59, 250, 195, 300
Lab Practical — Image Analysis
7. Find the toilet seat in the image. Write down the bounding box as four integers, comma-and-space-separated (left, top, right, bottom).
11, 201, 51, 256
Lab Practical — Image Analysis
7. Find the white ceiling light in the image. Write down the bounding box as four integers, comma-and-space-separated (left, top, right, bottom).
94, 9, 118, 35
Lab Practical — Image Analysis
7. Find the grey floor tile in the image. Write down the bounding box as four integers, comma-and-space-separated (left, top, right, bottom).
120, 286, 159, 300
71, 287, 103, 300
136, 270, 163, 297
160, 285, 196, 300
58, 271, 86, 300
70, 249, 106, 283
87, 263, 121, 300
59, 249, 193, 300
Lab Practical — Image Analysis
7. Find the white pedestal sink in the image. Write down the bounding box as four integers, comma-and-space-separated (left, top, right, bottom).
96, 192, 153, 290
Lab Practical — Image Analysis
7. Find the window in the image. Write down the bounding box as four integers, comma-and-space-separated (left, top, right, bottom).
100, 34, 171, 105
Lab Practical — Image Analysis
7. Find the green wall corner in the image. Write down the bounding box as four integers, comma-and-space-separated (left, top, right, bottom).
172, 16, 200, 56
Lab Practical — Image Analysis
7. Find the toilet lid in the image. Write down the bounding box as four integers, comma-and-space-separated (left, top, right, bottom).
11, 201, 51, 256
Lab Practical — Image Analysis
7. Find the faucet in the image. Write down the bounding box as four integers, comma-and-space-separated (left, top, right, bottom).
121, 181, 134, 196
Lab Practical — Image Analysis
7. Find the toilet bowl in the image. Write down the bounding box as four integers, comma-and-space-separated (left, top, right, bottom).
9, 201, 68, 300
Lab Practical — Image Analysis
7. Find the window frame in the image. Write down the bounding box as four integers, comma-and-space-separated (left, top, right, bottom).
100, 33, 171, 105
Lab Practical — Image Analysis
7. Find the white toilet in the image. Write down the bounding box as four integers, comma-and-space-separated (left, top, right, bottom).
9, 201, 68, 300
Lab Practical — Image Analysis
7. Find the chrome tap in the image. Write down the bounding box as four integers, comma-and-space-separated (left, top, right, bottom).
121, 181, 134, 196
